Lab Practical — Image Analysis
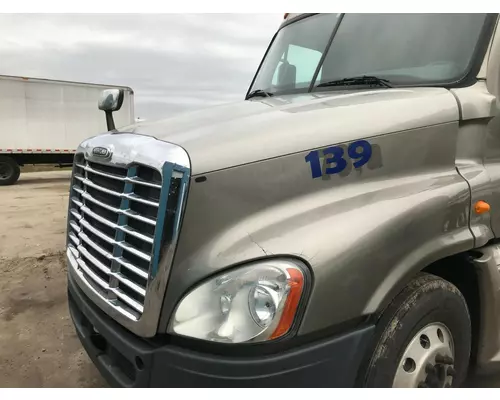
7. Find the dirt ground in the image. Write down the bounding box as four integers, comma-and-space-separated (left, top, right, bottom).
0, 170, 499, 387
0, 171, 106, 387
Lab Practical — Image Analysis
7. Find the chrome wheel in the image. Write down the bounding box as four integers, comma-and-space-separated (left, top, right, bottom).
393, 322, 455, 388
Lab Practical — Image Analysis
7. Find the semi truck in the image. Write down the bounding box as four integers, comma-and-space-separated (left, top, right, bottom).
0, 75, 134, 185
67, 13, 500, 387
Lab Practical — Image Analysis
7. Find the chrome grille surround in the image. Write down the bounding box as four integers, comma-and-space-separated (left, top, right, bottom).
66, 133, 190, 337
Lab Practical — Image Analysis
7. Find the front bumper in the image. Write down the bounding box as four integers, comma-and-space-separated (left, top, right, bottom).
68, 273, 374, 387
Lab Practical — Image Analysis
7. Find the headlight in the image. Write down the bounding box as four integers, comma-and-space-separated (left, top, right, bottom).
168, 259, 307, 343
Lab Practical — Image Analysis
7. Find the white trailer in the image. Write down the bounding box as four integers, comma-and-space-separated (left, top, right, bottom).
0, 75, 134, 185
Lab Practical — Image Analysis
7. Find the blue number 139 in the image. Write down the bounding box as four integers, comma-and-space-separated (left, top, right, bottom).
305, 140, 373, 179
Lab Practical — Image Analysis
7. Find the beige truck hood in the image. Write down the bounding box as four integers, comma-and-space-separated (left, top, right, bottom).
116, 88, 459, 175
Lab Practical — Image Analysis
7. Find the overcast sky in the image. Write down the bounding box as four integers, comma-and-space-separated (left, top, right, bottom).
0, 14, 282, 120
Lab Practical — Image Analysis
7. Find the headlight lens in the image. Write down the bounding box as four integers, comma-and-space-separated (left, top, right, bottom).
168, 259, 306, 343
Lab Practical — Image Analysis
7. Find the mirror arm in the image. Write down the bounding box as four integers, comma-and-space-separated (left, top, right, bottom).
105, 110, 116, 131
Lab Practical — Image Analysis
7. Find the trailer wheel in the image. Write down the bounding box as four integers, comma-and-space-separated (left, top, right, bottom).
0, 156, 20, 186
361, 273, 471, 388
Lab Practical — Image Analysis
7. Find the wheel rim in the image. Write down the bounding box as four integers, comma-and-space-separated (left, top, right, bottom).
0, 161, 14, 180
393, 322, 455, 388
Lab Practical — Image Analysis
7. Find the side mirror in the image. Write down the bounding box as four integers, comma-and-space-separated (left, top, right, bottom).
98, 89, 124, 112
98, 89, 124, 131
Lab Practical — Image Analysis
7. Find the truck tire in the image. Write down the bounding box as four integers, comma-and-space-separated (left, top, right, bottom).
361, 273, 471, 388
0, 156, 20, 186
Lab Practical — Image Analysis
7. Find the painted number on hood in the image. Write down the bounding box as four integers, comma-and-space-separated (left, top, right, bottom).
305, 140, 373, 179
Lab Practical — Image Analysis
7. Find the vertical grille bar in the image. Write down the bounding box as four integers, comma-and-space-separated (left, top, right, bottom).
109, 166, 138, 301
150, 163, 172, 278
172, 167, 190, 242
150, 164, 190, 278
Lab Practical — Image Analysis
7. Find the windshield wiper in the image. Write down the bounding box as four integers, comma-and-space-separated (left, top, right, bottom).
246, 89, 274, 99
316, 75, 393, 88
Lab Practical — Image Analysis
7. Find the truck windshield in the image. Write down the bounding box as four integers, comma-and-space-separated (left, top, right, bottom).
249, 13, 489, 96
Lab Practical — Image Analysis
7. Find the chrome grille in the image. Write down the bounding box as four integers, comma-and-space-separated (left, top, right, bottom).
67, 153, 184, 321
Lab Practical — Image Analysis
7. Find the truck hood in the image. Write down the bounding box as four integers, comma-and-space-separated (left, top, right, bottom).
117, 88, 459, 175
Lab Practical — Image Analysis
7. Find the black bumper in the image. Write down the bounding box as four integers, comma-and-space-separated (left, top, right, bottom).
68, 274, 374, 387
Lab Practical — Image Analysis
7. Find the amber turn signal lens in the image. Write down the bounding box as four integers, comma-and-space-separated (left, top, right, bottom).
270, 268, 304, 339
475, 200, 490, 214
